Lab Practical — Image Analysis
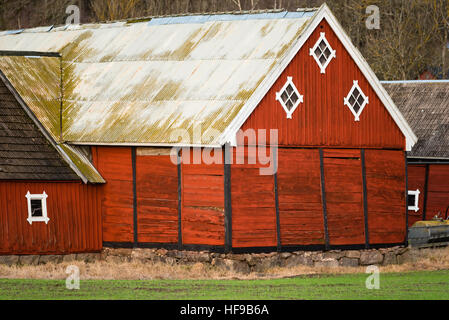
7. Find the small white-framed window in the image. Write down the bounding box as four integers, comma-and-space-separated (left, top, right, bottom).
309, 32, 336, 73
344, 80, 369, 121
275, 76, 304, 119
26, 191, 49, 225
408, 189, 420, 212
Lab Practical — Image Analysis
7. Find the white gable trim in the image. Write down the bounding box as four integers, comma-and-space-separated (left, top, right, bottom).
220, 3, 417, 151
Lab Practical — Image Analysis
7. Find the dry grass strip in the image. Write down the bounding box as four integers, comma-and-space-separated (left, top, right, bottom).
0, 247, 448, 280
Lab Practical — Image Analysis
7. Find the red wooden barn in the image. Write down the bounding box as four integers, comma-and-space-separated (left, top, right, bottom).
383, 80, 449, 227
0, 4, 418, 255
0, 69, 105, 255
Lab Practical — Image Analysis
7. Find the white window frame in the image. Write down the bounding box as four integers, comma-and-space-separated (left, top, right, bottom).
344, 80, 369, 121
309, 32, 336, 74
275, 76, 304, 119
26, 191, 49, 225
408, 189, 420, 212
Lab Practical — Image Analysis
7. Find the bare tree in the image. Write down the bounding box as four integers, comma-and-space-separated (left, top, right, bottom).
90, 0, 139, 21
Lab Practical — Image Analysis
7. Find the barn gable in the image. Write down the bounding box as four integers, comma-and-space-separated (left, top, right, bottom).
223, 4, 418, 150
0, 4, 416, 151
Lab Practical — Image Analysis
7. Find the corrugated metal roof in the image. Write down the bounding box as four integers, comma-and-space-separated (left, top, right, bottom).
0, 10, 316, 145
0, 56, 105, 183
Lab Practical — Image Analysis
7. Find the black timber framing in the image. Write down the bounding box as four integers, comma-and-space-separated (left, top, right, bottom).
404, 151, 409, 245
224, 143, 232, 253
273, 147, 281, 251
177, 149, 183, 249
361, 149, 370, 249
0, 50, 61, 57
103, 242, 406, 253
422, 164, 430, 221
132, 147, 138, 246
319, 148, 330, 250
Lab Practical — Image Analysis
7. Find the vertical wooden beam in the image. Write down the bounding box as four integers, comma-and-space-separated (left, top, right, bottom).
361, 149, 370, 249
422, 164, 430, 221
319, 148, 330, 250
404, 151, 409, 245
273, 147, 281, 251
224, 144, 232, 253
177, 148, 183, 250
132, 147, 138, 246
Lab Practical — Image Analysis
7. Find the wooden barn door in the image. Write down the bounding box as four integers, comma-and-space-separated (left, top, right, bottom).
277, 148, 325, 246
322, 149, 365, 245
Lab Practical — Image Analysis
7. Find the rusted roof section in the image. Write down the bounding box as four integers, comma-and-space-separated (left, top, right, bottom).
0, 55, 105, 183
382, 81, 449, 159
0, 11, 316, 145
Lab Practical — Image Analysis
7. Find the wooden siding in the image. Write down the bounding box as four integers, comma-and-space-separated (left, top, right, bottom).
0, 181, 101, 254
407, 164, 427, 226
365, 150, 406, 244
93, 146, 134, 243
136, 153, 178, 243
426, 165, 449, 219
181, 148, 225, 246
277, 148, 324, 245
323, 149, 365, 245
240, 18, 405, 149
406, 164, 449, 226
231, 147, 277, 248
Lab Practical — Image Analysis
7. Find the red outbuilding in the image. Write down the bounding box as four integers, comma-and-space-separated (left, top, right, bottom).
0, 4, 418, 255
383, 80, 449, 227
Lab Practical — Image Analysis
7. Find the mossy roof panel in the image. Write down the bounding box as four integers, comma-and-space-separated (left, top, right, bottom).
0, 11, 315, 145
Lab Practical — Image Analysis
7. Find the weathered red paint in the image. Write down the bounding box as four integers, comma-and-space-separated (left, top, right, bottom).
408, 164, 449, 225
181, 148, 225, 246
0, 181, 101, 254
240, 18, 405, 149
94, 146, 134, 243
407, 164, 427, 226
136, 154, 178, 243
277, 148, 324, 246
365, 150, 406, 244
92, 18, 409, 249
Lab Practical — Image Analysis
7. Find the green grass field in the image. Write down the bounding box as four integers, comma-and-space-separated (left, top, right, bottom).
1, 270, 448, 300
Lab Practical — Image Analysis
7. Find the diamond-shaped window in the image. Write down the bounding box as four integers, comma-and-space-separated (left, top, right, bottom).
309, 32, 336, 73
275, 77, 303, 119
344, 80, 369, 121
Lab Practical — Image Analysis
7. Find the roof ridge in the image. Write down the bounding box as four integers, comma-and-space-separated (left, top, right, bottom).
0, 7, 319, 34
381, 80, 449, 84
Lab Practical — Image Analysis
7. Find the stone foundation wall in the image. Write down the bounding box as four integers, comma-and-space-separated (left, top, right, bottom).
0, 246, 415, 273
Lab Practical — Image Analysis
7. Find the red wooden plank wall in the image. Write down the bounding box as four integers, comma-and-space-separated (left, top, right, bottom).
365, 150, 406, 244
181, 148, 225, 246
426, 165, 449, 219
230, 147, 277, 248
323, 149, 365, 245
136, 154, 178, 243
93, 146, 134, 243
407, 164, 426, 226
0, 181, 101, 254
277, 148, 324, 245
240, 18, 405, 149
